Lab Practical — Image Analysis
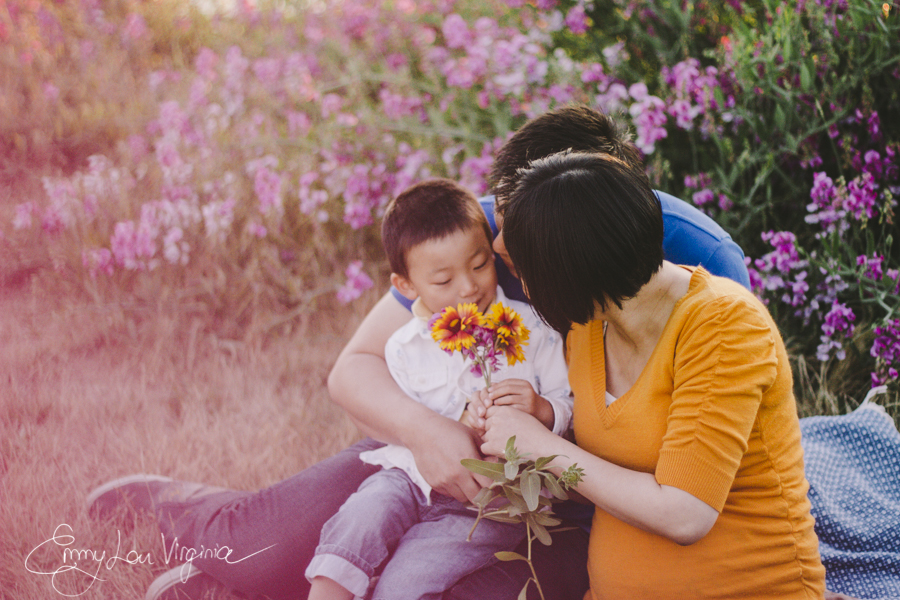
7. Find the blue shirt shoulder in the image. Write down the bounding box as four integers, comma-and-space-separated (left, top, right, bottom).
655, 190, 750, 289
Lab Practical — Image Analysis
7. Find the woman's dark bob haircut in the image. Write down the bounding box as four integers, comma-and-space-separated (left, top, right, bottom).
503, 151, 664, 333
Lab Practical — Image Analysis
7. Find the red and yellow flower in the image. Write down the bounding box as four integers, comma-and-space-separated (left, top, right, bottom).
487, 302, 530, 366
430, 302, 485, 353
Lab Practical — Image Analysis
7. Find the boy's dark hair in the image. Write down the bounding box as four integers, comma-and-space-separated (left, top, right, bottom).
490, 104, 644, 215
502, 151, 664, 333
382, 178, 491, 279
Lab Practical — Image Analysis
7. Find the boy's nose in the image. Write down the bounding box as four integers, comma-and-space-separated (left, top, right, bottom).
460, 276, 479, 298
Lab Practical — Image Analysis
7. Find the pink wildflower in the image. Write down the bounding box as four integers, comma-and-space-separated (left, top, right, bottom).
442, 14, 471, 49
82, 248, 114, 279
12, 202, 36, 230
254, 167, 284, 215
336, 260, 374, 304
565, 4, 589, 35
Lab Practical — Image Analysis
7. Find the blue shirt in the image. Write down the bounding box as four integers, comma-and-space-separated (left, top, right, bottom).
391, 192, 750, 310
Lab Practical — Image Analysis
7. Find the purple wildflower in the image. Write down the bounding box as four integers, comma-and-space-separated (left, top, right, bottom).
844, 172, 878, 220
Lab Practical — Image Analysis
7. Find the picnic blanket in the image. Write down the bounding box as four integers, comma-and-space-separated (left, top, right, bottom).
800, 387, 900, 600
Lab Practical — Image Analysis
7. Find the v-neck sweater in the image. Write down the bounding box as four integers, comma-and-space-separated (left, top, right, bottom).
569, 267, 825, 599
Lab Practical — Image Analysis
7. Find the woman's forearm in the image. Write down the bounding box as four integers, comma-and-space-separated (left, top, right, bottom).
482, 407, 719, 545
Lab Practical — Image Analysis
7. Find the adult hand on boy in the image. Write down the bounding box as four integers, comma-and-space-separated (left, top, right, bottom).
408, 414, 492, 503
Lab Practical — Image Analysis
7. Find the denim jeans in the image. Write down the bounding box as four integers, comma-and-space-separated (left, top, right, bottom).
307, 467, 525, 600
155, 438, 591, 600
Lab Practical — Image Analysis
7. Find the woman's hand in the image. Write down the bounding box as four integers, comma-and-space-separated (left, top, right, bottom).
480, 405, 559, 459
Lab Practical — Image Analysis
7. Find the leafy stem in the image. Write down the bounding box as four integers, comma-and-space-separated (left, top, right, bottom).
462, 436, 585, 600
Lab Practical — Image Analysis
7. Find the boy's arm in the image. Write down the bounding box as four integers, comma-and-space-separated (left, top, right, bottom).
327, 292, 489, 502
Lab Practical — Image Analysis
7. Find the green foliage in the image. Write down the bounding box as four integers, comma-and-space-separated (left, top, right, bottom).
546, 0, 900, 415
462, 436, 584, 600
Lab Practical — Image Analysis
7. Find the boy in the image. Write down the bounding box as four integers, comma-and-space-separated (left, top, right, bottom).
305, 179, 573, 600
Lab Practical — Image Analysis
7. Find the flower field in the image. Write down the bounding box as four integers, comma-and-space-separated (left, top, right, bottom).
2, 0, 899, 418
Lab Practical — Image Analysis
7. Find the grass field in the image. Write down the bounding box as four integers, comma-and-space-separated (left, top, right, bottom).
0, 251, 369, 599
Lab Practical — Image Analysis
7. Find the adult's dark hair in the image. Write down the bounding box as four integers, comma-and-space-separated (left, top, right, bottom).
382, 178, 491, 278
503, 151, 664, 333
490, 104, 644, 215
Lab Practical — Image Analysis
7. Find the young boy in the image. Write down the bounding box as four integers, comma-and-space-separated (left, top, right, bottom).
305, 179, 573, 600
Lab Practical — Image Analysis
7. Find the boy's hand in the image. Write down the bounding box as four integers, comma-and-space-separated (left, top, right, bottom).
466, 381, 555, 431
464, 388, 493, 432
484, 379, 555, 431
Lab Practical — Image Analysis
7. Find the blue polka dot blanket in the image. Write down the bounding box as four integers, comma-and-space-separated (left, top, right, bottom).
800, 388, 900, 600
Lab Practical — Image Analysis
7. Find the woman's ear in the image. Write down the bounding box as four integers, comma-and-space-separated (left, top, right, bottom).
390, 273, 419, 302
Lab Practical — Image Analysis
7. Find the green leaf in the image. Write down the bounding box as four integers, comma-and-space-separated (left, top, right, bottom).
505, 436, 519, 462
799, 61, 812, 91
534, 455, 559, 470
495, 551, 528, 562
774, 104, 786, 130
521, 471, 540, 511
505, 460, 520, 481
713, 86, 726, 111
483, 511, 523, 524
518, 582, 530, 600
461, 458, 506, 481
504, 486, 529, 511
527, 515, 553, 546
541, 473, 568, 500
532, 512, 562, 527
473, 487, 496, 506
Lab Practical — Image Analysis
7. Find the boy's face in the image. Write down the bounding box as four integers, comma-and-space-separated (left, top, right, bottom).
392, 225, 498, 315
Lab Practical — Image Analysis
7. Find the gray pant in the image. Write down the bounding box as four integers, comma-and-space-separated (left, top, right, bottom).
155, 438, 591, 600
307, 468, 524, 599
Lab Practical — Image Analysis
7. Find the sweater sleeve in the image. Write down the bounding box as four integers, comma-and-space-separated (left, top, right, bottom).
655, 295, 778, 512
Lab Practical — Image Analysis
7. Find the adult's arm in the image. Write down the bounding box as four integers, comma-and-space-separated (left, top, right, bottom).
480, 407, 719, 545
327, 292, 489, 502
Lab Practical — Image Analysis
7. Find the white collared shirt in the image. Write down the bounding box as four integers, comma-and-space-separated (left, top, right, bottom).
360, 286, 573, 500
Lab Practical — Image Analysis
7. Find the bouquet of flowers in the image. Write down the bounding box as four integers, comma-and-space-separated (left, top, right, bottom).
430, 301, 583, 600
429, 301, 530, 389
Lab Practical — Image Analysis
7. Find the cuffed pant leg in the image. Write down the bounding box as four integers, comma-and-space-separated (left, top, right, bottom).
306, 468, 424, 598
155, 438, 384, 600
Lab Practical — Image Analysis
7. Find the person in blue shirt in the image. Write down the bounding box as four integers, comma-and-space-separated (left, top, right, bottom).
88, 105, 753, 600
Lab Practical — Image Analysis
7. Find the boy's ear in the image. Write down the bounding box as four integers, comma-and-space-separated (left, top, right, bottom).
390, 273, 419, 301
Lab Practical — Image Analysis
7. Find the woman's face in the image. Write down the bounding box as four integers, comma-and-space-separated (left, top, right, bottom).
492, 213, 518, 278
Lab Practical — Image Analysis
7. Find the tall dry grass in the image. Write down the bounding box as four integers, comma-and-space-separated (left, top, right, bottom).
0, 271, 373, 599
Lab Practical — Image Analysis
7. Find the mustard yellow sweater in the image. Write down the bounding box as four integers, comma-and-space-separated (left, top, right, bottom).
569, 267, 825, 600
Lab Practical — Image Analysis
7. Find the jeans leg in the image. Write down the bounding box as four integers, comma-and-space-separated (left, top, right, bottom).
373, 495, 526, 600
307, 468, 424, 597
155, 438, 384, 600
444, 526, 591, 600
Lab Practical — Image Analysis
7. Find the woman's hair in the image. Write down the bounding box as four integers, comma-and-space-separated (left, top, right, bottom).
503, 151, 664, 333
490, 104, 644, 216
382, 178, 491, 278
